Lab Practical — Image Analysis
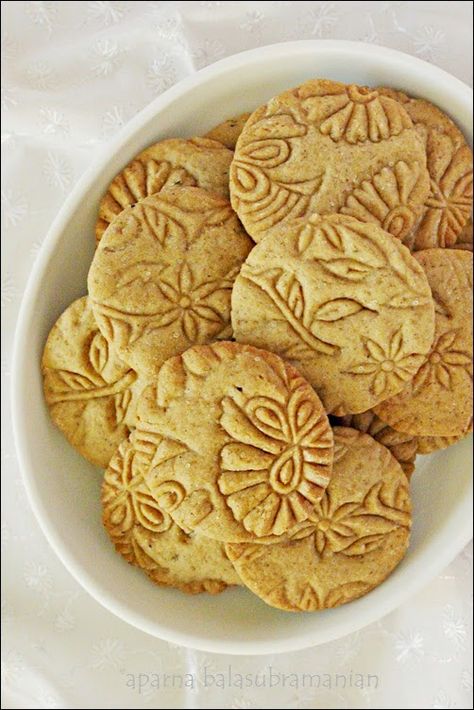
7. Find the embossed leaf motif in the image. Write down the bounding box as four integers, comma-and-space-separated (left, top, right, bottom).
320, 258, 373, 281
314, 298, 365, 322
54, 370, 101, 391
413, 330, 472, 392
89, 331, 109, 374
346, 328, 425, 398
275, 272, 305, 319
218, 379, 332, 537
114, 389, 132, 425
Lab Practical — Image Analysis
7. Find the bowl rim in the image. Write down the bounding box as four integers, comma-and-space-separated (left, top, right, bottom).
11, 39, 474, 655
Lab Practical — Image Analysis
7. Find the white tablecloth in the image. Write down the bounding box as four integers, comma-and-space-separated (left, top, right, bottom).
2, 2, 473, 708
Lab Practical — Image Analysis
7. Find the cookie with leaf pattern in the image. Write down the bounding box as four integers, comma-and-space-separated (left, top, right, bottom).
135, 341, 333, 543
226, 427, 411, 612
378, 88, 473, 251
333, 411, 417, 478
88, 187, 253, 379
42, 297, 141, 467
205, 113, 252, 150
95, 137, 233, 242
231, 213, 435, 415
230, 79, 429, 244
102, 438, 240, 594
375, 249, 473, 436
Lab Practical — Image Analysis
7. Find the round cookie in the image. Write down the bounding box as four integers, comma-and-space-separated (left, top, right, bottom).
88, 187, 253, 379
230, 79, 429, 245
231, 213, 435, 415
42, 297, 140, 467
205, 113, 252, 150
378, 88, 473, 251
226, 427, 411, 612
375, 249, 473, 436
96, 137, 233, 242
334, 411, 417, 478
135, 342, 333, 543
103, 438, 240, 594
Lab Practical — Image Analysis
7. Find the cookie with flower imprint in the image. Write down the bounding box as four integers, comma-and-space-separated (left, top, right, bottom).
95, 137, 234, 242
134, 341, 333, 543
230, 79, 429, 245
231, 213, 435, 415
375, 249, 473, 436
88, 187, 253, 379
332, 411, 418, 478
205, 113, 252, 150
226, 427, 411, 612
42, 297, 142, 467
377, 88, 473, 251
102, 437, 240, 594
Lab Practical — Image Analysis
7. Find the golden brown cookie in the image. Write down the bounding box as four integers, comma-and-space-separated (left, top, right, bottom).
88, 187, 253, 379
333, 411, 417, 478
378, 88, 473, 251
96, 137, 233, 242
42, 297, 140, 467
375, 249, 473, 436
453, 218, 473, 251
102, 438, 240, 593
204, 113, 252, 150
230, 79, 429, 244
135, 342, 333, 543
231, 213, 435, 415
416, 430, 471, 455
226, 427, 411, 612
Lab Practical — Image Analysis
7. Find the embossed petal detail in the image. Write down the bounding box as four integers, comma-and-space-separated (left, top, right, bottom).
341, 161, 430, 242
346, 328, 425, 397
218, 380, 333, 537
301, 84, 412, 144
413, 330, 472, 391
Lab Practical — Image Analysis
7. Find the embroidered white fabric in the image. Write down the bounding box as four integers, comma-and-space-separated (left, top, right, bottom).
2, 2, 472, 708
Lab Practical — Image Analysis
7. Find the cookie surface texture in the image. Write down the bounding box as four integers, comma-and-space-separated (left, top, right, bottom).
231, 213, 435, 415
96, 137, 233, 242
375, 249, 473, 436
230, 79, 429, 244
135, 342, 333, 543
205, 113, 252, 150
42, 297, 138, 467
226, 427, 411, 611
88, 187, 253, 378
102, 438, 240, 593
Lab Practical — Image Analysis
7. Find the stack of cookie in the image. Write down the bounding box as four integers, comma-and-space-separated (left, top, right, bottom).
42, 79, 473, 611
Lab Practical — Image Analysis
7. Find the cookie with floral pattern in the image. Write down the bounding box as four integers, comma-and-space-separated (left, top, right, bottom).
102, 438, 240, 593
205, 113, 252, 150
230, 79, 429, 245
135, 341, 333, 543
378, 88, 473, 251
42, 297, 142, 467
88, 187, 253, 379
231, 213, 435, 415
375, 249, 473, 436
226, 427, 411, 612
95, 137, 233, 242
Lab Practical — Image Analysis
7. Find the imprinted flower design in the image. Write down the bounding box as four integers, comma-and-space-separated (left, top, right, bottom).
346, 328, 425, 397
414, 331, 471, 391
310, 493, 361, 556
218, 382, 332, 537
301, 84, 412, 144
156, 262, 228, 341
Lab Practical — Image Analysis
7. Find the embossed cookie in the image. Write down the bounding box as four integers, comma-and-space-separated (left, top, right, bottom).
334, 411, 417, 478
231, 213, 435, 415
135, 342, 333, 543
205, 113, 252, 150
230, 79, 429, 244
226, 427, 411, 612
375, 249, 473, 436
379, 88, 473, 250
42, 297, 140, 467
96, 137, 233, 242
103, 438, 240, 593
88, 187, 253, 379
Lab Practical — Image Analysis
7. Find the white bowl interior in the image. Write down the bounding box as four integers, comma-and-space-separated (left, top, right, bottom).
13, 41, 473, 654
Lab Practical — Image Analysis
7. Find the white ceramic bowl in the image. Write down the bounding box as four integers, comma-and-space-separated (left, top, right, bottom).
12, 40, 473, 655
